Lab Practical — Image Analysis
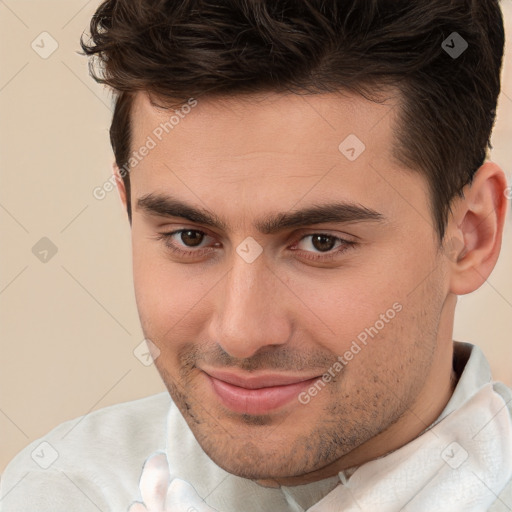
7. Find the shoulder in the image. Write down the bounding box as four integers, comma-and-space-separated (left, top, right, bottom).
0, 391, 172, 511
493, 380, 512, 408
489, 380, 512, 511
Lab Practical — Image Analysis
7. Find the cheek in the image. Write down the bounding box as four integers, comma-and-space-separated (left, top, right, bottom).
132, 234, 186, 335
131, 233, 220, 347
295, 242, 436, 365
282, 261, 408, 357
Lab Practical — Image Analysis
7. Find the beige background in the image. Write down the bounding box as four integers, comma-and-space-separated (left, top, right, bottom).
0, 1, 511, 473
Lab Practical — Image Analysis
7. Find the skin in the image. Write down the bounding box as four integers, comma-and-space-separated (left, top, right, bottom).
114, 89, 508, 486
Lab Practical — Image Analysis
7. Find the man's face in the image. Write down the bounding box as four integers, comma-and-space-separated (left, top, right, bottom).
127, 90, 452, 481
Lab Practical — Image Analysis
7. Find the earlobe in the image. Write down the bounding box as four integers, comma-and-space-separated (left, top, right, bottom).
113, 162, 128, 210
446, 162, 509, 296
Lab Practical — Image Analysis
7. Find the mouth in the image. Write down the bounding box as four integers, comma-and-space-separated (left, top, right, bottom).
201, 368, 321, 415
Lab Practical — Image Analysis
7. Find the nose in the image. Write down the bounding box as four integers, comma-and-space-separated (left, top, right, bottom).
207, 250, 292, 360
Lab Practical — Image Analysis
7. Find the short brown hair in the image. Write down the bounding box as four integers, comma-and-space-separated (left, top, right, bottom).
81, 0, 505, 239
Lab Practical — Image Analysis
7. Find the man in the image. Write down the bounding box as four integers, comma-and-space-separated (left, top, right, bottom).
1, 0, 511, 510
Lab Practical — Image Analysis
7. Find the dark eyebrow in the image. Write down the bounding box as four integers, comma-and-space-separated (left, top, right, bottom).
136, 193, 385, 234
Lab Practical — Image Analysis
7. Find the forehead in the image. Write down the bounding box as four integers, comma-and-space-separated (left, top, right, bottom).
127, 89, 429, 234
130, 89, 401, 162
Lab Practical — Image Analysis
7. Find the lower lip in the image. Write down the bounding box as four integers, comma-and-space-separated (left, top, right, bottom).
205, 374, 318, 415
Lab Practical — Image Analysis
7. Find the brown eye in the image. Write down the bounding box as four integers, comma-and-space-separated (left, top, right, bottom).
296, 233, 343, 253
180, 230, 204, 247
311, 234, 337, 252
292, 233, 356, 262
156, 229, 214, 257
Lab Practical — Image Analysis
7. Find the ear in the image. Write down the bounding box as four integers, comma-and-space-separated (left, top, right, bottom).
444, 162, 509, 295
113, 162, 128, 211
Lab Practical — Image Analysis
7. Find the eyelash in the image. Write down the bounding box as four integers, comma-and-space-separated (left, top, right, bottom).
154, 229, 357, 262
